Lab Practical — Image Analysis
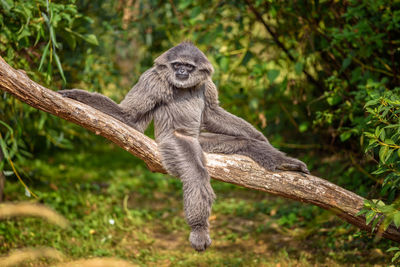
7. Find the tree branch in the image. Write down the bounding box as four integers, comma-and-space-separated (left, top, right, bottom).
1, 56, 399, 243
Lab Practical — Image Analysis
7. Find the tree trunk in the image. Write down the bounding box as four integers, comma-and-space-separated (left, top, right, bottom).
0, 56, 399, 242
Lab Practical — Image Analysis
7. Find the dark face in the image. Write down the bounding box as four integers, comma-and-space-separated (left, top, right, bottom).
155, 42, 214, 88
171, 62, 195, 81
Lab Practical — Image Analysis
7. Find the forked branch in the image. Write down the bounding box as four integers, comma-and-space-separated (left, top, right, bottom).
0, 56, 399, 242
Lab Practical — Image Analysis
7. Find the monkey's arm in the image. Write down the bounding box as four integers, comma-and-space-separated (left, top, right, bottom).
202, 80, 268, 142
58, 88, 127, 121
59, 69, 167, 132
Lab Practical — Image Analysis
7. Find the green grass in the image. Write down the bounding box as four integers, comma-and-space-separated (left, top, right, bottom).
0, 135, 392, 266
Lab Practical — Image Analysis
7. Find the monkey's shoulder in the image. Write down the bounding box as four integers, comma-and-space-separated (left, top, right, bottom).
129, 67, 173, 101
203, 79, 219, 107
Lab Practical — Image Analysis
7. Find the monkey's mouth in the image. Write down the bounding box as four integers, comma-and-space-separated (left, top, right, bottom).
176, 73, 189, 80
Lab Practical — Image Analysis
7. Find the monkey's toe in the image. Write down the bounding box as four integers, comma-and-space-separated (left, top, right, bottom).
189, 229, 211, 252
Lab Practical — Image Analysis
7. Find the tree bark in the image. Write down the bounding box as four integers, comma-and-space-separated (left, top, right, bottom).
0, 56, 399, 242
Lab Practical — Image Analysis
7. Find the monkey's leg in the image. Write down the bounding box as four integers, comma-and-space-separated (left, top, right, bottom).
158, 132, 215, 252
199, 133, 309, 174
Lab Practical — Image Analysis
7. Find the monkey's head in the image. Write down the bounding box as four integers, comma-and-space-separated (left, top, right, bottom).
155, 42, 214, 88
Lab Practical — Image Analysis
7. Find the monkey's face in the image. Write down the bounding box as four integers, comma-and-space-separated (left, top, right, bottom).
154, 42, 214, 89
168, 60, 207, 88
172, 61, 195, 81
166, 58, 212, 89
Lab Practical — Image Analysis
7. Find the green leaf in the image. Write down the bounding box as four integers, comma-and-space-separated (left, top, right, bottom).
219, 57, 229, 72
241, 51, 253, 66
376, 200, 385, 207
392, 251, 400, 262
327, 94, 342, 106
387, 247, 400, 252
364, 98, 380, 108
394, 212, 400, 228
190, 6, 201, 19
64, 33, 77, 50
364, 200, 372, 207
294, 62, 303, 75
371, 216, 380, 231
53, 50, 66, 84
382, 218, 393, 231
340, 131, 352, 142
384, 124, 400, 129
340, 56, 352, 72
267, 69, 280, 83
82, 34, 98, 46
379, 128, 386, 140
39, 41, 50, 71
375, 126, 381, 137
365, 210, 376, 225
0, 0, 12, 12
0, 137, 9, 160
356, 209, 368, 216
0, 120, 13, 134
298, 122, 308, 133
178, 0, 193, 9
385, 148, 394, 163
379, 146, 389, 163
385, 139, 395, 145
50, 26, 58, 49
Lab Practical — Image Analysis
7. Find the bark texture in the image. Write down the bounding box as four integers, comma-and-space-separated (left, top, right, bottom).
1, 56, 399, 242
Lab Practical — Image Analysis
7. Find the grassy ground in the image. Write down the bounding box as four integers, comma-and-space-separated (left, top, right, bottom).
0, 135, 392, 266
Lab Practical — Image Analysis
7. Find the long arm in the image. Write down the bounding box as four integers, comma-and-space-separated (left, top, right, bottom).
59, 68, 168, 133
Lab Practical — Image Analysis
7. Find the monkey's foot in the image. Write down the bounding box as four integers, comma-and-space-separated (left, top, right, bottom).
189, 228, 211, 252
277, 157, 310, 174
58, 89, 77, 97
58, 89, 89, 102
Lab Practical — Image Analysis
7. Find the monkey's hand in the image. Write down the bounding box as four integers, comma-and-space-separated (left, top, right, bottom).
189, 227, 212, 252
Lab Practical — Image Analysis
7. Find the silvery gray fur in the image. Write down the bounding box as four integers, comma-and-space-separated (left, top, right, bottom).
59, 42, 309, 252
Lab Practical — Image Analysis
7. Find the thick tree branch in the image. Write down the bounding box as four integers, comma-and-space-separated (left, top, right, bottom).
1, 56, 399, 243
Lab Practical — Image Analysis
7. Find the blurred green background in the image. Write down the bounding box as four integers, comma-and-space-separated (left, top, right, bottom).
1, 0, 399, 265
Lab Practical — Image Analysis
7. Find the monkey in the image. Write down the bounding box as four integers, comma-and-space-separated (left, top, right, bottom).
59, 42, 309, 252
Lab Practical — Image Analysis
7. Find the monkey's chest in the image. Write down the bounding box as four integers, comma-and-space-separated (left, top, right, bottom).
154, 89, 205, 138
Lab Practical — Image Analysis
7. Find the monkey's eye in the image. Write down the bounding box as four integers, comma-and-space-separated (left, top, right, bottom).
172, 63, 181, 70
186, 64, 194, 71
